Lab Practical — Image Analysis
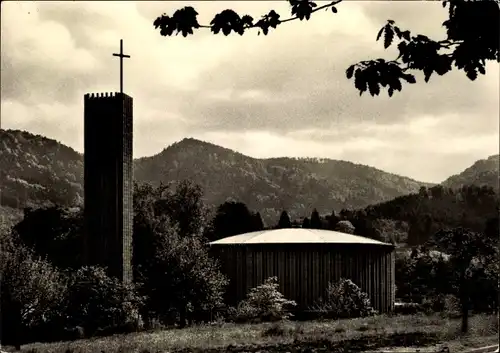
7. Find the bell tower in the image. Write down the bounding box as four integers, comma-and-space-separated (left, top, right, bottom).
83, 40, 133, 282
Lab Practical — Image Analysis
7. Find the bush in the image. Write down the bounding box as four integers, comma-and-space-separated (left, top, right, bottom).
64, 266, 144, 338
229, 277, 297, 323
311, 278, 377, 319
335, 220, 355, 234
1, 229, 68, 347
422, 294, 461, 317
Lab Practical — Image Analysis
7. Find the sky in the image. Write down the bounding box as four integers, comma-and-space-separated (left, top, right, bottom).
1, 1, 498, 183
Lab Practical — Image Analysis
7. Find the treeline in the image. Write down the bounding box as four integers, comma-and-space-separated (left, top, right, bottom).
243, 184, 498, 247
1, 181, 498, 348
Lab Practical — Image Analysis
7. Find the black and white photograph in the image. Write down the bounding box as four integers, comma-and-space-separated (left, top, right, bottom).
0, 1, 499, 352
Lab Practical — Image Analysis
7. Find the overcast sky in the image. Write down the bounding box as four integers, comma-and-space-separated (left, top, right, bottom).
1, 1, 498, 183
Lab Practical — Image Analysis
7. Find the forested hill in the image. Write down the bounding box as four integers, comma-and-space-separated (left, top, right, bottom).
133, 138, 430, 224
0, 130, 84, 228
335, 184, 499, 247
442, 154, 499, 191
1, 129, 432, 225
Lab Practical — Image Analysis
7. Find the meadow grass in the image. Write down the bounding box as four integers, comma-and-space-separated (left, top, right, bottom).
15, 313, 498, 353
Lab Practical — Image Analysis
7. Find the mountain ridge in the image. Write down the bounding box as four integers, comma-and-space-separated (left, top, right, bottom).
1, 129, 496, 226
442, 154, 499, 190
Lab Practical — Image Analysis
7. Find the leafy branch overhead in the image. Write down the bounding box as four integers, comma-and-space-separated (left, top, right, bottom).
154, 0, 500, 97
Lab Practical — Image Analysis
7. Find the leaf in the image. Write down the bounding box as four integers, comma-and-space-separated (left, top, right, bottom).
423, 67, 434, 82
388, 87, 394, 97
434, 56, 453, 76
401, 74, 416, 84
153, 17, 161, 29
241, 15, 254, 27
267, 10, 281, 28
383, 24, 394, 49
354, 71, 367, 96
397, 41, 408, 60
368, 81, 381, 97
393, 26, 402, 39
346, 65, 355, 79
392, 79, 402, 92
290, 0, 317, 21
331, 6, 338, 13
465, 68, 478, 81
376, 27, 384, 41
401, 30, 411, 41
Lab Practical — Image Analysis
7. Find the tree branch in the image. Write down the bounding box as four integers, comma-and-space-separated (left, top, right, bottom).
155, 0, 344, 37
206, 0, 342, 32
279, 0, 343, 25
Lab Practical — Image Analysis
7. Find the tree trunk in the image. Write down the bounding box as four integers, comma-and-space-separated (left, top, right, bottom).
459, 268, 469, 334
12, 300, 22, 351
179, 304, 187, 328
461, 300, 469, 333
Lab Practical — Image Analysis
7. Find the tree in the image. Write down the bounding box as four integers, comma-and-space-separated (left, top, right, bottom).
13, 206, 84, 270
141, 221, 228, 327
0, 230, 68, 348
427, 227, 498, 333
277, 210, 292, 229
302, 217, 310, 228
205, 201, 260, 241
326, 210, 340, 230
253, 212, 265, 231
335, 220, 355, 234
133, 181, 209, 279
132, 182, 228, 327
418, 186, 429, 198
155, 180, 208, 237
153, 1, 499, 97
310, 208, 322, 229
484, 216, 499, 239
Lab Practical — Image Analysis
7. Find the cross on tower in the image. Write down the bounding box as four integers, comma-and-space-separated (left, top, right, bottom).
112, 39, 130, 94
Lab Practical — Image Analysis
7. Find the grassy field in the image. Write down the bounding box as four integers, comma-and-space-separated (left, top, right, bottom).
14, 314, 498, 353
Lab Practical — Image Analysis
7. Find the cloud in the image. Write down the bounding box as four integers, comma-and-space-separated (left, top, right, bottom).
193, 112, 498, 183
1, 1, 498, 183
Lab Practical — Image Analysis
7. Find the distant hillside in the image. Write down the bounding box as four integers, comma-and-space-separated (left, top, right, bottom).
134, 138, 432, 224
1, 129, 432, 225
354, 184, 499, 246
442, 155, 499, 191
0, 129, 84, 208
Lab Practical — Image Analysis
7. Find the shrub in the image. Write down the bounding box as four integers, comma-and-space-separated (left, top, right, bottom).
311, 278, 377, 319
335, 220, 355, 234
1, 229, 68, 347
64, 266, 144, 338
229, 277, 297, 323
422, 294, 461, 317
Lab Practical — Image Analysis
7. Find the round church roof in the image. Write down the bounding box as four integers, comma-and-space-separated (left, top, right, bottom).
209, 228, 393, 246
